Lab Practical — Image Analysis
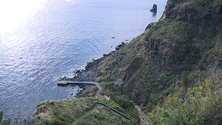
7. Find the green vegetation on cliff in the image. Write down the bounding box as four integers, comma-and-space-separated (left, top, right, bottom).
99, 82, 139, 122
143, 79, 222, 125
95, 0, 222, 124
33, 97, 138, 125
74, 105, 134, 125
33, 98, 96, 125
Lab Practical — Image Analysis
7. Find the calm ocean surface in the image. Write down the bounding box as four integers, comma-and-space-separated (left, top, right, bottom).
0, 0, 167, 121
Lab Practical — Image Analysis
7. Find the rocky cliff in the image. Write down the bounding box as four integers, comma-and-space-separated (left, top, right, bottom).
161, 0, 222, 24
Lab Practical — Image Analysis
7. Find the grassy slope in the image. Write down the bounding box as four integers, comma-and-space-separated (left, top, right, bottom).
33, 97, 138, 125
33, 98, 96, 125
75, 106, 134, 125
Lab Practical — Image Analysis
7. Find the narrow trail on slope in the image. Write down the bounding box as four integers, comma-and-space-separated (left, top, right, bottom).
135, 105, 146, 125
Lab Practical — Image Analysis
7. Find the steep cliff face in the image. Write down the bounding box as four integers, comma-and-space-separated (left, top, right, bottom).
144, 19, 199, 71
97, 0, 222, 115
162, 0, 222, 24
145, 0, 222, 71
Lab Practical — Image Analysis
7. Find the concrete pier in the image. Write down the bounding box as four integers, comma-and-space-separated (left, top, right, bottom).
57, 81, 101, 90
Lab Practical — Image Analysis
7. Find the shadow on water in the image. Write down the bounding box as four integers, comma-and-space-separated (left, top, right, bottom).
152, 12, 157, 18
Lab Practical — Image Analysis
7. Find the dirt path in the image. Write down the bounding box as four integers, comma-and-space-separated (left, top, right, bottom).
135, 105, 146, 124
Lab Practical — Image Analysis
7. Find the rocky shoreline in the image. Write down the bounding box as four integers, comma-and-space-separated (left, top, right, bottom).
58, 42, 127, 97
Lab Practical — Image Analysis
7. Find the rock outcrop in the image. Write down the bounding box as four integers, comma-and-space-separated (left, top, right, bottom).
150, 4, 157, 13
161, 0, 222, 25
144, 0, 222, 72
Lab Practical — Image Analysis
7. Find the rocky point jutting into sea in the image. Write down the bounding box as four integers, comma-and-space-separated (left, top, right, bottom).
59, 42, 127, 82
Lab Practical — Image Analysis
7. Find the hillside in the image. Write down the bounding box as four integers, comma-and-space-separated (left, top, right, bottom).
32, 0, 222, 124
33, 98, 138, 125
95, 0, 222, 124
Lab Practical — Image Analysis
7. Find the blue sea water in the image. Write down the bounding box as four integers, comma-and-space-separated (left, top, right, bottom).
0, 0, 167, 121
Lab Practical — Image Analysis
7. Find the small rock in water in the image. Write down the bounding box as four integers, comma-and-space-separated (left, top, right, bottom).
150, 4, 157, 13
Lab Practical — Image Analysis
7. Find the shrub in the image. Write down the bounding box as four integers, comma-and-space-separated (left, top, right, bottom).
41, 118, 51, 125
93, 113, 105, 120
143, 80, 220, 125
0, 111, 11, 125
51, 119, 63, 125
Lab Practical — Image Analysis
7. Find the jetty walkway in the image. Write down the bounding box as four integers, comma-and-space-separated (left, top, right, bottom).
57, 80, 101, 90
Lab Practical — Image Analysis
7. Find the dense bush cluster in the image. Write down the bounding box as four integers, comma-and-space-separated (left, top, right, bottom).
143, 79, 222, 125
